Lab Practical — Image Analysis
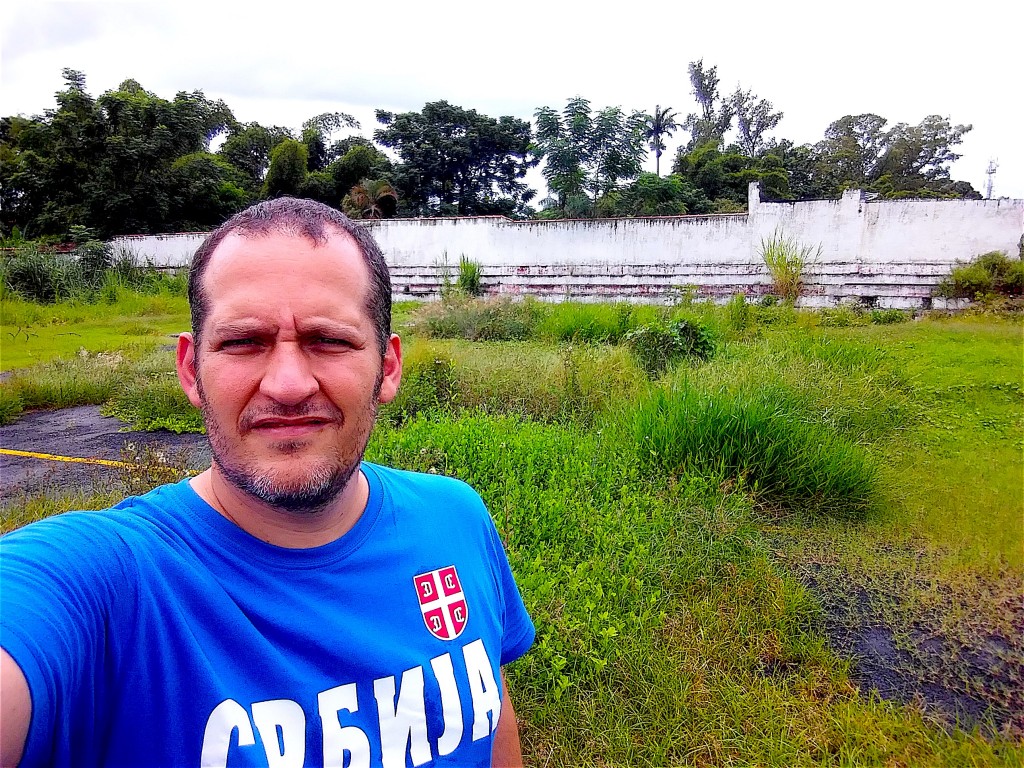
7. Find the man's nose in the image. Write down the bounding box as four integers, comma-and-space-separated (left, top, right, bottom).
259, 342, 319, 404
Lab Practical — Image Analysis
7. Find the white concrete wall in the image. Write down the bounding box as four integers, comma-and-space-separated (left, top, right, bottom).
109, 188, 1024, 309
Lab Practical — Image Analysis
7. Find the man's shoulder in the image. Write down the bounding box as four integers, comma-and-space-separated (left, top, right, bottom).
366, 462, 485, 502
364, 462, 488, 519
2, 478, 197, 554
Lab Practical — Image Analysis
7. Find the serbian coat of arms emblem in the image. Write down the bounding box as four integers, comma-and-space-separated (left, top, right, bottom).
413, 565, 469, 640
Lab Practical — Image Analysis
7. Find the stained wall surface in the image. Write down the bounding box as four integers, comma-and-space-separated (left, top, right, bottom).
109, 186, 1024, 308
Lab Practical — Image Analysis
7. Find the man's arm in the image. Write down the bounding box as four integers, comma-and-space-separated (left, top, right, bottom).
1, 648, 31, 768
491, 672, 524, 768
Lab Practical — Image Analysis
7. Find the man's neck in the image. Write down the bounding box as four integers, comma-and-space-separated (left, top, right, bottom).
188, 467, 369, 549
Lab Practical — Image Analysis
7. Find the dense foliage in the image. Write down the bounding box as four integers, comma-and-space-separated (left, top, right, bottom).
0, 64, 983, 239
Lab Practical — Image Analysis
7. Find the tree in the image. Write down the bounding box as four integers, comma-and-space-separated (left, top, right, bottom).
327, 144, 394, 202
682, 60, 733, 151
168, 153, 250, 230
89, 80, 237, 234
615, 172, 711, 216
645, 105, 679, 176
0, 70, 238, 237
374, 101, 536, 217
672, 143, 788, 206
218, 123, 294, 192
263, 139, 308, 198
343, 179, 398, 219
300, 112, 359, 172
533, 98, 647, 215
812, 113, 976, 197
731, 88, 783, 157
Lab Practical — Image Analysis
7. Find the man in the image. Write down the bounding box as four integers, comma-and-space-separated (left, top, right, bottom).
0, 198, 535, 767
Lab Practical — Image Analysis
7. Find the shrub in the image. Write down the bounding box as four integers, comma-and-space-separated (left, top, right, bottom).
634, 383, 876, 518
759, 229, 821, 303
384, 346, 459, 423
936, 251, 1024, 299
410, 296, 543, 342
624, 318, 714, 378
870, 308, 910, 325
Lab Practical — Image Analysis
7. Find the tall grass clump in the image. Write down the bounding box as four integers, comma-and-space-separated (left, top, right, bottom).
633, 383, 877, 518
537, 302, 653, 344
1, 245, 88, 303
759, 229, 821, 303
456, 255, 483, 296
383, 344, 459, 423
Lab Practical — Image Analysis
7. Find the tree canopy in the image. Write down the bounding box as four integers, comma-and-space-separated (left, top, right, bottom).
374, 101, 536, 217
0, 67, 984, 239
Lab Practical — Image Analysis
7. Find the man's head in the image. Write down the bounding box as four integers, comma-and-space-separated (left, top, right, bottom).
188, 197, 392, 356
176, 199, 401, 515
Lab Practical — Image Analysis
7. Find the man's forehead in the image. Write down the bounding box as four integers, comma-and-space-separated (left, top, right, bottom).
205, 228, 361, 274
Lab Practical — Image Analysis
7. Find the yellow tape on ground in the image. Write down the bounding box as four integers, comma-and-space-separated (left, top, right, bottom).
0, 447, 132, 468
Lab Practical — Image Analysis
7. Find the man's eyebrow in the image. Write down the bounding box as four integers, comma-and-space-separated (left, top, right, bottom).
209, 320, 274, 336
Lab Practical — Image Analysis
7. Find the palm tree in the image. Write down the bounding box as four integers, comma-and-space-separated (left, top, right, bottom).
343, 179, 398, 219
645, 105, 679, 176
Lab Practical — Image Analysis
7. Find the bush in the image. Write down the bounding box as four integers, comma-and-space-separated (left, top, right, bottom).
634, 383, 876, 518
384, 347, 458, 423
870, 308, 910, 325
936, 251, 1024, 299
624, 318, 714, 378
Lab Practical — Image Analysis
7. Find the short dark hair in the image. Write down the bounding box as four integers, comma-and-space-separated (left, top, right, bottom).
188, 197, 392, 355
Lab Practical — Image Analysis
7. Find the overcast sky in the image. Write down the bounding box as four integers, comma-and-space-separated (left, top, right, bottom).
1, 0, 1020, 200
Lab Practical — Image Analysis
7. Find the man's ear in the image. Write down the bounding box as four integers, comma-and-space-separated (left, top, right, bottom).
376, 334, 403, 405
176, 332, 203, 409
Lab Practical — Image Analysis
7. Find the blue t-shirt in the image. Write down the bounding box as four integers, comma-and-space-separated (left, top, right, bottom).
0, 463, 535, 767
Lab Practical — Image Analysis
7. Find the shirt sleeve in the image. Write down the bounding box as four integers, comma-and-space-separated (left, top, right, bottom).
0, 512, 137, 766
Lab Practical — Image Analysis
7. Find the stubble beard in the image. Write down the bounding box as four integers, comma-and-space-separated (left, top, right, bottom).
196, 374, 381, 516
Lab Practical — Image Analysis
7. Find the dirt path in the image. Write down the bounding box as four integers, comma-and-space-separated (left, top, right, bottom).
0, 405, 208, 500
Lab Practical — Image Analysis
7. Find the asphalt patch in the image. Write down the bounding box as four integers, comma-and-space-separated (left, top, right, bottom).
0, 405, 208, 500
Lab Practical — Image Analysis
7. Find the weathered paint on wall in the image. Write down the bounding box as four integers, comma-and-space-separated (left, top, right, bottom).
109, 186, 1024, 308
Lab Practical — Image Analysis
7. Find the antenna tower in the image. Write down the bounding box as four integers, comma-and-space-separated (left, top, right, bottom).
984, 159, 999, 199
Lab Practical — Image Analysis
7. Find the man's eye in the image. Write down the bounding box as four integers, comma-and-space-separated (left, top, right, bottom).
220, 338, 260, 349
315, 337, 352, 347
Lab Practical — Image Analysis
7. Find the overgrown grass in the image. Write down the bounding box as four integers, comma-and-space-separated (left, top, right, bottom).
1, 290, 189, 372
2, 292, 1022, 764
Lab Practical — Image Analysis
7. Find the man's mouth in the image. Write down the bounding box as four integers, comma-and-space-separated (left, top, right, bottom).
247, 416, 335, 437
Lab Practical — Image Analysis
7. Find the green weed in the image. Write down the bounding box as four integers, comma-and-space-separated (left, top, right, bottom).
760, 229, 821, 302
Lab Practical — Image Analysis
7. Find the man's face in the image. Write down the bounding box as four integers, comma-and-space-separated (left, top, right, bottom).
176, 229, 401, 513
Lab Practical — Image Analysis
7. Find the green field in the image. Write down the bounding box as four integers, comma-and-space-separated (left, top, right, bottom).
2, 292, 1022, 765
